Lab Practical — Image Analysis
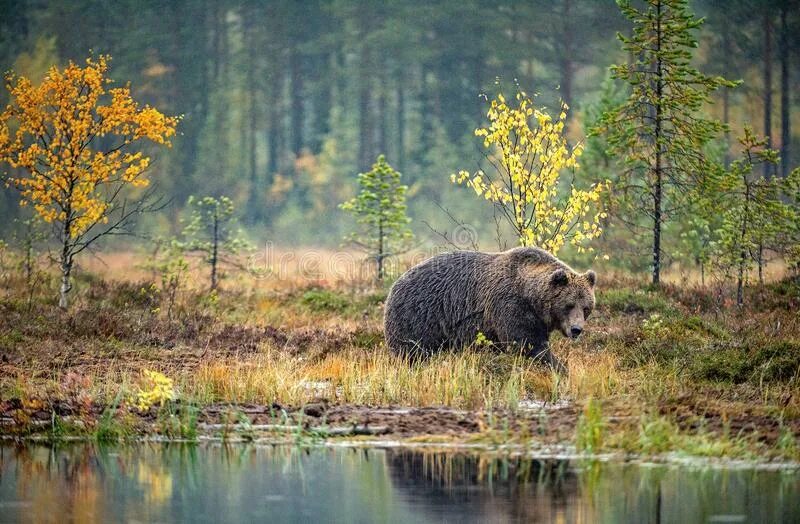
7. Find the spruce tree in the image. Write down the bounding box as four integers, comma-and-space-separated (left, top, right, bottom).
340, 155, 413, 280
595, 0, 737, 284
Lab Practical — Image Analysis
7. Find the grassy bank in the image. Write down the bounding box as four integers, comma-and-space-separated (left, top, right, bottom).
0, 256, 799, 461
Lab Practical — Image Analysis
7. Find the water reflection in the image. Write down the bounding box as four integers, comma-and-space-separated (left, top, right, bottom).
0, 443, 798, 523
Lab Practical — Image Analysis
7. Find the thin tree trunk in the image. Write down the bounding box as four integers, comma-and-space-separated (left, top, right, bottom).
358, 44, 372, 170
722, 23, 732, 168
247, 85, 259, 220
738, 183, 751, 307
59, 217, 73, 309
313, 53, 332, 154
780, 4, 791, 178
419, 65, 433, 161
396, 85, 405, 173
211, 210, 219, 291
245, 8, 259, 222
377, 218, 384, 280
212, 4, 229, 178
267, 66, 283, 176
290, 47, 304, 156
652, 0, 663, 286
378, 65, 388, 158
736, 263, 745, 307
59, 258, 72, 309
559, 0, 574, 115
525, 30, 534, 85
242, 7, 261, 221
763, 11, 773, 179
211, 1, 221, 83
24, 228, 34, 288
700, 260, 705, 288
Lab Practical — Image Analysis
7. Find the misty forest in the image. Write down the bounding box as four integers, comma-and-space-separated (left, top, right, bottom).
1, 1, 800, 521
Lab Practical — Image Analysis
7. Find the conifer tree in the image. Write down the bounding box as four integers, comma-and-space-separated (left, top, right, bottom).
340, 154, 413, 280
595, 0, 737, 284
180, 195, 251, 291
713, 128, 799, 306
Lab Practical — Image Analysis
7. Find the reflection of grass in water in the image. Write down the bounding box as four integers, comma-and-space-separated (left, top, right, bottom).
392, 449, 573, 488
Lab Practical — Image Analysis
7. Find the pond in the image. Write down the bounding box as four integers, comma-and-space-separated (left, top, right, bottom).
0, 443, 798, 523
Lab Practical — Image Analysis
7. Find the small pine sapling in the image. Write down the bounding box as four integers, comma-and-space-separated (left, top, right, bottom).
340, 154, 413, 280
713, 127, 795, 306
180, 195, 252, 291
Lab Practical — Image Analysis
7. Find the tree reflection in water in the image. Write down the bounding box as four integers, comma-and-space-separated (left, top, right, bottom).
0, 443, 798, 523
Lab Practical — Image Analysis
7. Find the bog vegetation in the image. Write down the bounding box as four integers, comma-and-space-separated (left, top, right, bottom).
0, 0, 799, 460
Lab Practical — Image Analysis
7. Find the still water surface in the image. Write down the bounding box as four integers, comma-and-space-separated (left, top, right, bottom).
0, 443, 798, 523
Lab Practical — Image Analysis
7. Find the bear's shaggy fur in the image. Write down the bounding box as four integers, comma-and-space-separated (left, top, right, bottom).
383, 247, 596, 372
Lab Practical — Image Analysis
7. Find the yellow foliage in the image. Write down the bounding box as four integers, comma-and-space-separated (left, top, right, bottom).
452, 91, 607, 254
0, 55, 178, 237
135, 369, 176, 412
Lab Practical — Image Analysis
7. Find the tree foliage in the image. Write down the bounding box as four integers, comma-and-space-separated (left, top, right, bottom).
711, 127, 799, 305
0, 55, 177, 307
340, 154, 412, 279
453, 91, 607, 254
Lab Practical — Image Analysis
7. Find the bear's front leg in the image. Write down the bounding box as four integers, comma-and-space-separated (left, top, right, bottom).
497, 319, 568, 375
524, 340, 567, 375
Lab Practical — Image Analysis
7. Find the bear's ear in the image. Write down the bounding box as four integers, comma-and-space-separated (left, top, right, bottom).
550, 268, 569, 287
585, 270, 597, 287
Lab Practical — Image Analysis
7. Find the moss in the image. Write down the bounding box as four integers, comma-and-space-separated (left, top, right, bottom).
355, 290, 388, 308
599, 288, 677, 316
693, 341, 800, 384
693, 348, 752, 383
0, 329, 25, 350
767, 275, 800, 299
351, 329, 384, 349
300, 289, 351, 312
677, 315, 728, 339
751, 341, 800, 382
295, 288, 385, 317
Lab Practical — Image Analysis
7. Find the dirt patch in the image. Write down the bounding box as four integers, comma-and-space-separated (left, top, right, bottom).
0, 397, 581, 443
1, 394, 796, 452
0, 297, 369, 377
659, 396, 800, 444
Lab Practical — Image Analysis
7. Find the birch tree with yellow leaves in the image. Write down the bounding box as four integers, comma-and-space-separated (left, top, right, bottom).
452, 91, 607, 254
0, 56, 178, 308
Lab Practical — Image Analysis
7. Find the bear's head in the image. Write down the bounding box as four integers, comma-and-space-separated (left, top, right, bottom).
545, 267, 596, 339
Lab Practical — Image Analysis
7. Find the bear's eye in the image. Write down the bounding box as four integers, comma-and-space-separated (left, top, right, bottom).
583, 307, 591, 319
565, 303, 575, 313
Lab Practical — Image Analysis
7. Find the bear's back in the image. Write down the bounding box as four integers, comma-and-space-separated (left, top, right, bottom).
384, 251, 494, 354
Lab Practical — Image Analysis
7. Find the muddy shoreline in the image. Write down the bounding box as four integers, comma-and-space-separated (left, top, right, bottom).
3, 397, 798, 464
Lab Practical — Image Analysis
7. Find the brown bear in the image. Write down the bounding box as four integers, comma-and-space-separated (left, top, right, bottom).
383, 246, 596, 373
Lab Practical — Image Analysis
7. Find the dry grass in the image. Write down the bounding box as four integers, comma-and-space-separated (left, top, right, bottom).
181, 348, 554, 410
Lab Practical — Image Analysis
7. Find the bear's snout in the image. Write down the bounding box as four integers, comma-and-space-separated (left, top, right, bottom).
570, 326, 583, 339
